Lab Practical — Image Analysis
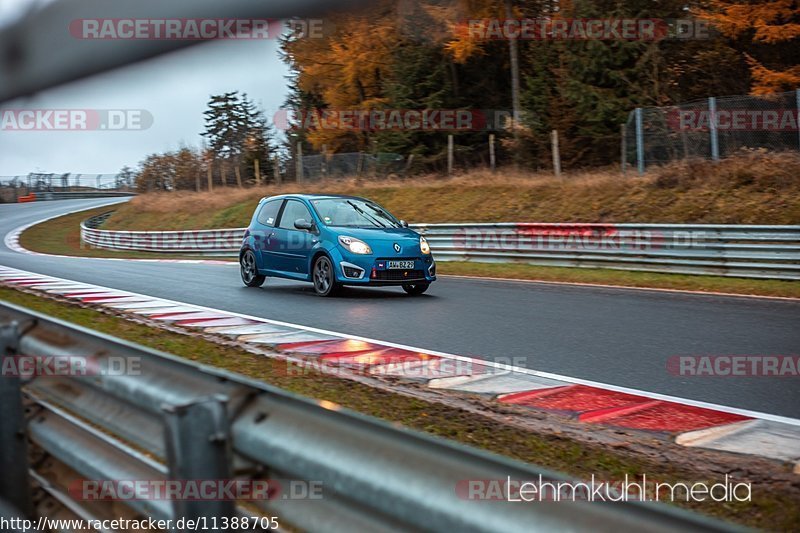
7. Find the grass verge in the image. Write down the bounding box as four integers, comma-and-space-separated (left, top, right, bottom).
0, 285, 798, 529
439, 262, 800, 298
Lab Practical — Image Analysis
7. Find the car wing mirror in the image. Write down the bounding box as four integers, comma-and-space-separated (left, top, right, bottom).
294, 218, 314, 231
399, 220, 409, 228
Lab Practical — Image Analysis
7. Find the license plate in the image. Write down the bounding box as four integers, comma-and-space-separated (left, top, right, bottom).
388, 260, 415, 270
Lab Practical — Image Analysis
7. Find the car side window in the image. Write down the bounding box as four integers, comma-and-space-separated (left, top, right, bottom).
277, 200, 313, 230
256, 200, 282, 227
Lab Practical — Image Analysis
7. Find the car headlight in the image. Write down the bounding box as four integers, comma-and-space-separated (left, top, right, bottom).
339, 235, 372, 255
420, 236, 431, 254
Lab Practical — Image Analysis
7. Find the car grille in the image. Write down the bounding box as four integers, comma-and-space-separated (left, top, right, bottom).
374, 269, 425, 281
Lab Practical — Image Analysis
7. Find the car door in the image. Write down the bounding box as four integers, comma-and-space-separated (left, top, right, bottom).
254, 198, 284, 274
272, 199, 317, 278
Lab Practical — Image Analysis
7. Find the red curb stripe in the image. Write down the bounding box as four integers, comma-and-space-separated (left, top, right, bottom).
278, 339, 385, 355
319, 348, 436, 368
501, 385, 751, 432
79, 295, 129, 302
582, 402, 750, 432
177, 317, 255, 326
147, 311, 202, 319
274, 340, 339, 352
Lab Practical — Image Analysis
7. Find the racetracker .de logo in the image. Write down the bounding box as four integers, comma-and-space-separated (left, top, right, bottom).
667, 109, 799, 131
69, 19, 324, 40
0, 109, 153, 131
68, 479, 323, 501
666, 355, 800, 377
458, 18, 710, 41
272, 109, 513, 132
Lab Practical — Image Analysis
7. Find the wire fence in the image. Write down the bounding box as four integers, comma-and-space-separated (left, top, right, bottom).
624, 90, 800, 173
293, 152, 407, 181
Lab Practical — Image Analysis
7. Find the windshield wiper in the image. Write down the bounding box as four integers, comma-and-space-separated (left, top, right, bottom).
346, 200, 386, 228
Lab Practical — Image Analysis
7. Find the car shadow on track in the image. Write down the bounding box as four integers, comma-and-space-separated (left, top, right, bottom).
239, 282, 438, 300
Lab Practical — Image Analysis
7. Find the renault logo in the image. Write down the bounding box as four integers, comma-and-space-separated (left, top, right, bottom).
393, 243, 401, 253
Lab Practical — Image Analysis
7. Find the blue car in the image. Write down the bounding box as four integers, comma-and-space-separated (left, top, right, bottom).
239, 194, 436, 296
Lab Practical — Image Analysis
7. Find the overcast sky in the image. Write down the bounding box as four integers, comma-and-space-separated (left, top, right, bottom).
0, 0, 291, 176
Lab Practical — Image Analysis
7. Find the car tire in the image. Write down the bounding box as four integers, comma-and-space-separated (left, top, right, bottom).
402, 282, 429, 295
240, 250, 266, 287
313, 255, 341, 297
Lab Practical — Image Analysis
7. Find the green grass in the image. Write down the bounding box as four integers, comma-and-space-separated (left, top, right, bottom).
439, 262, 800, 298
1, 285, 798, 530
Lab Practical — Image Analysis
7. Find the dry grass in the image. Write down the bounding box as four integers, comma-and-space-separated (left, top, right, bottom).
104, 152, 800, 230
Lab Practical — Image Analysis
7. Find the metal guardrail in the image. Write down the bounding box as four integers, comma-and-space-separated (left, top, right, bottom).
27, 192, 137, 202
0, 301, 733, 532
80, 214, 800, 280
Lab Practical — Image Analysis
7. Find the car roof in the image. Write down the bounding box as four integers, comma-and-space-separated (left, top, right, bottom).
261, 193, 369, 203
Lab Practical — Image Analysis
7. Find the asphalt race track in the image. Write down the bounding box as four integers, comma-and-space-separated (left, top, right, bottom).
1, 198, 799, 418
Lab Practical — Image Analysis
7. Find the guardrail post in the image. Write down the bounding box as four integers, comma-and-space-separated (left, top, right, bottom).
709, 97, 719, 161
0, 321, 33, 517
162, 395, 235, 528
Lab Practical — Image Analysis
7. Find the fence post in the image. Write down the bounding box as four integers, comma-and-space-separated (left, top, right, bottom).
321, 145, 328, 179
635, 107, 645, 175
207, 162, 213, 192
254, 158, 261, 187
489, 134, 496, 172
447, 135, 454, 176
296, 142, 304, 183
163, 396, 235, 528
0, 322, 33, 518
551, 130, 562, 178
796, 89, 800, 151
709, 97, 719, 161
620, 124, 627, 175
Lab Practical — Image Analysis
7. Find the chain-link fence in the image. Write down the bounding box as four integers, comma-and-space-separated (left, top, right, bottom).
624, 90, 800, 173
295, 152, 407, 181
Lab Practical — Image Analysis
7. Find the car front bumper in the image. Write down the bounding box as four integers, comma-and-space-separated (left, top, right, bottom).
333, 253, 436, 286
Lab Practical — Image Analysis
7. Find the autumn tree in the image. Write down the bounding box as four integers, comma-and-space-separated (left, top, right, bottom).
697, 0, 800, 94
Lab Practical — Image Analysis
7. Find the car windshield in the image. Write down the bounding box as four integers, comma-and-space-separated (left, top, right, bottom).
311, 198, 401, 228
